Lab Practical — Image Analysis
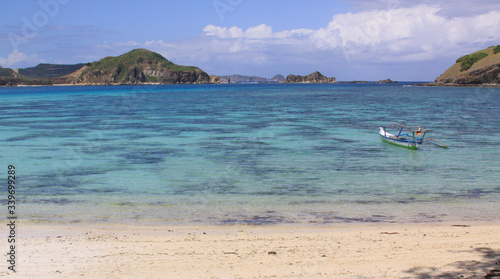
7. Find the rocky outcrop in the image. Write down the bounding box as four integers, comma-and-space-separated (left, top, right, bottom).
284, 71, 336, 83
431, 45, 500, 86
375, 79, 397, 83
435, 62, 500, 85
210, 75, 222, 83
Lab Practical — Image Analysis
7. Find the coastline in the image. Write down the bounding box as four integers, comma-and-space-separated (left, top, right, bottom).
0, 82, 202, 88
4, 221, 499, 278
415, 82, 500, 87
3, 81, 499, 88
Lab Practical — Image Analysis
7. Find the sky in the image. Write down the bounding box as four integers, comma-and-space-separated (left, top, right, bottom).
1, 0, 500, 81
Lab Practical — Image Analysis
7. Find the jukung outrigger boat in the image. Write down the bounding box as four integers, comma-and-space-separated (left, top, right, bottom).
379, 123, 448, 150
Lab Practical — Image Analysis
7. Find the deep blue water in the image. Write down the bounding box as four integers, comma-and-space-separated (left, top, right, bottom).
1, 83, 499, 225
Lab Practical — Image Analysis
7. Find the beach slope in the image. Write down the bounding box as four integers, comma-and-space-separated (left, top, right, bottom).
3, 223, 499, 278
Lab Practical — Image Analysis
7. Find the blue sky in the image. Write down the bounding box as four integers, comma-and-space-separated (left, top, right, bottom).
1, 0, 500, 81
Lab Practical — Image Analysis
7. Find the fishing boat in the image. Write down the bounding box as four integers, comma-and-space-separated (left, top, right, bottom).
379, 123, 448, 149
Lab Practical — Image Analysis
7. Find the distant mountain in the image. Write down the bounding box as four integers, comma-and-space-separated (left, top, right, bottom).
269, 74, 285, 82
19, 63, 86, 79
220, 75, 267, 83
284, 71, 336, 83
433, 45, 500, 86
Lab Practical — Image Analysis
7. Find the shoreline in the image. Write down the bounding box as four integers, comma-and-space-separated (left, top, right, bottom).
2, 80, 500, 88
415, 82, 500, 87
1, 81, 422, 88
4, 221, 500, 278
16, 196, 500, 227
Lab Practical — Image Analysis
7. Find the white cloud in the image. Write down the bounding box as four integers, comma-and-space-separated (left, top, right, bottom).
349, 0, 500, 17
203, 25, 244, 38
144, 40, 176, 48
204, 24, 313, 41
244, 24, 273, 39
0, 50, 44, 68
7, 50, 28, 65
200, 5, 500, 65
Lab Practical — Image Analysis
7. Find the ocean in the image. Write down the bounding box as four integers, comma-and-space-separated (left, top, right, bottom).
1, 83, 499, 225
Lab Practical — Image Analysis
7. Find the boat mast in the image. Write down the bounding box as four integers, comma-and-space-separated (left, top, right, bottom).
397, 127, 404, 137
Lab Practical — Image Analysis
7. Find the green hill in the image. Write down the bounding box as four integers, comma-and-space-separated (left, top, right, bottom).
75, 49, 210, 85
18, 63, 86, 79
435, 45, 500, 85
0, 67, 22, 86
0, 67, 19, 78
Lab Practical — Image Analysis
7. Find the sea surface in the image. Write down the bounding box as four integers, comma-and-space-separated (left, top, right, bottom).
1, 83, 499, 225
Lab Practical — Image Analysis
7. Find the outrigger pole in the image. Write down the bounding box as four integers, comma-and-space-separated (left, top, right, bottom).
423, 138, 449, 149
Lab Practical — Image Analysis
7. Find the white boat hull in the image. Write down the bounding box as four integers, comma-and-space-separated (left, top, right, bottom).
379, 127, 418, 149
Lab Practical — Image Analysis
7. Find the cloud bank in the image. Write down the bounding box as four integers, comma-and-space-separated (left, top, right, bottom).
201, 5, 500, 63
151, 4, 500, 79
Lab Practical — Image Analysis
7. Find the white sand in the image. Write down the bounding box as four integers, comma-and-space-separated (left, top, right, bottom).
2, 222, 499, 278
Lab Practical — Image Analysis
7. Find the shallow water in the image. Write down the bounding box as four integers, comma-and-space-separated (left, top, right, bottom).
1, 83, 499, 225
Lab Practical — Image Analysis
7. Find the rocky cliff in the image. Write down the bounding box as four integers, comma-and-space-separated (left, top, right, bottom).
433, 45, 500, 86
284, 71, 336, 83
209, 75, 222, 83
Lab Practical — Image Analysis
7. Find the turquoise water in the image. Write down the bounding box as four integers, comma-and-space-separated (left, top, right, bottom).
1, 83, 499, 225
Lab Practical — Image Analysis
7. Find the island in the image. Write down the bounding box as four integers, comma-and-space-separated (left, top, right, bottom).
219, 75, 267, 83
216, 74, 284, 83
423, 45, 500, 86
375, 78, 397, 83
284, 71, 336, 83
0, 49, 211, 86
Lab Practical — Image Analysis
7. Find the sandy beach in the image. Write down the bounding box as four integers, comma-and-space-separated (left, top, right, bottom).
2, 222, 499, 279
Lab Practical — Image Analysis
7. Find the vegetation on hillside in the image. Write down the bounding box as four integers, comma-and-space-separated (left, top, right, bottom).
434, 44, 500, 85
18, 63, 86, 79
0, 67, 15, 77
456, 52, 489, 71
84, 49, 196, 76
494, 45, 500, 54
79, 49, 207, 84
